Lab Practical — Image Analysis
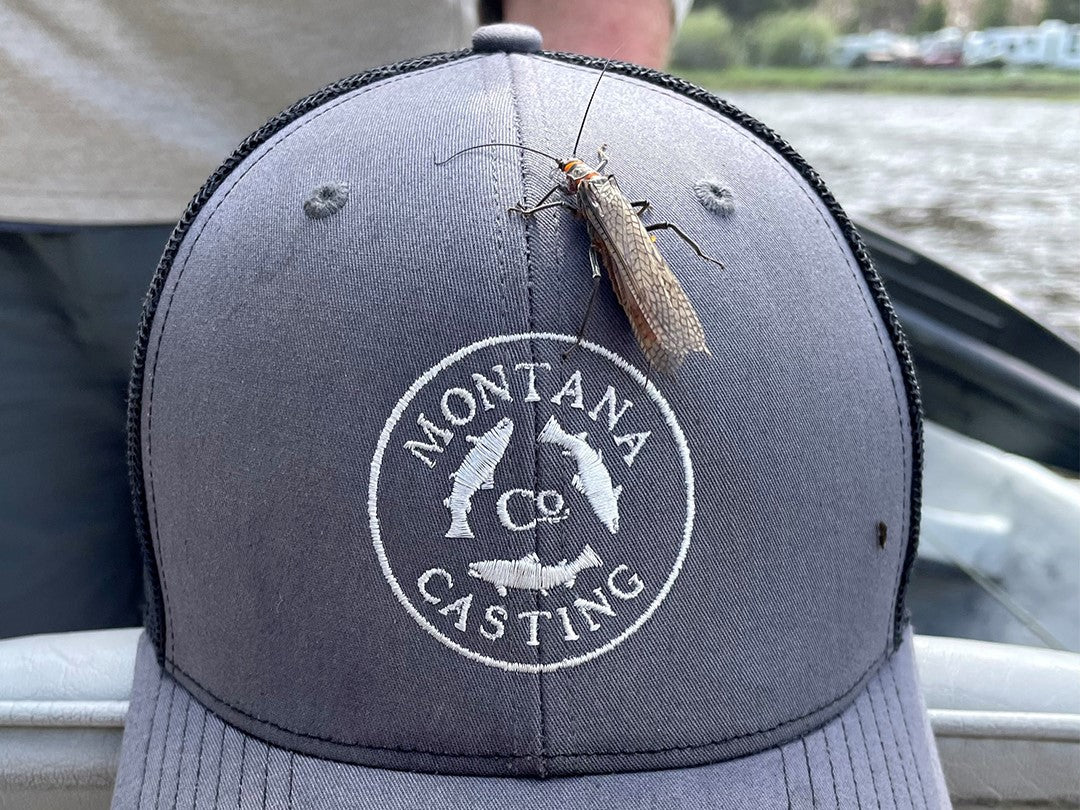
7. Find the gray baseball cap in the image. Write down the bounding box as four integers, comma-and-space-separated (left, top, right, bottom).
112, 23, 948, 809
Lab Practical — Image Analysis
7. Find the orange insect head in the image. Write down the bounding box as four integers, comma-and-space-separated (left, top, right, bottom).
559, 159, 598, 192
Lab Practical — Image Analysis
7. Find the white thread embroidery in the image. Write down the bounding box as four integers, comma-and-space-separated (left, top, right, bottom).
368, 333, 695, 673
443, 418, 514, 539
513, 362, 551, 402
614, 430, 651, 467
574, 587, 617, 631
588, 385, 634, 431
440, 387, 477, 426
555, 606, 581, 641
495, 488, 569, 532
549, 369, 585, 410
480, 606, 507, 640
417, 568, 452, 604
467, 545, 603, 597
403, 413, 453, 468
471, 365, 513, 411
438, 595, 473, 632
518, 611, 552, 647
538, 415, 622, 535
608, 565, 646, 600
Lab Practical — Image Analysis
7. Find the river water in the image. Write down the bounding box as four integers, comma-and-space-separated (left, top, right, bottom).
723, 91, 1080, 341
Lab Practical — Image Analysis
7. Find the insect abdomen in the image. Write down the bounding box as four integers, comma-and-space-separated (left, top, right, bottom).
578, 179, 710, 374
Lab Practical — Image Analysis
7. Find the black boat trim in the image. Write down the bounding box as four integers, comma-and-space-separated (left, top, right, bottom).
859, 219, 1079, 474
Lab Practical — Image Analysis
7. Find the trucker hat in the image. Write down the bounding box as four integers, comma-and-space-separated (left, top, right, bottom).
112, 23, 948, 809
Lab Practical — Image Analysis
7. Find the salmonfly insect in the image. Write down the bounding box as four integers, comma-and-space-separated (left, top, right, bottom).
436, 63, 722, 375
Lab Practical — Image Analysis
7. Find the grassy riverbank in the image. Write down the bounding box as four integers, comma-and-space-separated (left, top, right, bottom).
675, 67, 1080, 98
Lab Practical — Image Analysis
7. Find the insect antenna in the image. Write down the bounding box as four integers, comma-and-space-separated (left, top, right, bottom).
434, 143, 561, 166
571, 59, 611, 157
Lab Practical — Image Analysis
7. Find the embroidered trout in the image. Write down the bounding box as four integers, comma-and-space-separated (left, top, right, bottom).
468, 545, 603, 596
538, 415, 622, 534
443, 417, 515, 539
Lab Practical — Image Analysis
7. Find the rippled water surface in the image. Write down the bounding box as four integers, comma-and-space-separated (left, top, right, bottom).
723, 91, 1080, 340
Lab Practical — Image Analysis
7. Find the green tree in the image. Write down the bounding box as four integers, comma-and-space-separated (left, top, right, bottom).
978, 0, 1012, 27
671, 9, 743, 70
913, 0, 948, 31
849, 0, 921, 31
747, 10, 838, 66
1042, 0, 1080, 23
693, 0, 814, 24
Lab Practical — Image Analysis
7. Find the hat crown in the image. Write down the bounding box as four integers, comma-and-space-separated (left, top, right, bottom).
133, 49, 919, 776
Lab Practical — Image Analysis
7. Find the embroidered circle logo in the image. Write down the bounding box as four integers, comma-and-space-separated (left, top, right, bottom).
368, 333, 694, 672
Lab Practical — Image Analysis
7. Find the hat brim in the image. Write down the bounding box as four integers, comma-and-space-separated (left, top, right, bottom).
112, 630, 947, 809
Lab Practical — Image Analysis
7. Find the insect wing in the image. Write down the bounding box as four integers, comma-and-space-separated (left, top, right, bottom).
580, 179, 710, 373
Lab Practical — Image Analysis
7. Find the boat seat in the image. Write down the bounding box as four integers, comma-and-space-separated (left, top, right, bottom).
913, 634, 1080, 807
0, 629, 1077, 809
0, 628, 137, 810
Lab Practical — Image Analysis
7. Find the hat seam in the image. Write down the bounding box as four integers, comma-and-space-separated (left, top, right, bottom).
822, 724, 841, 806
861, 678, 900, 807
507, 52, 548, 778
163, 644, 890, 762
871, 678, 911, 805
800, 736, 817, 806
780, 745, 792, 806
288, 751, 295, 808
190, 701, 208, 807
132, 669, 163, 808
727, 111, 910, 656
884, 666, 929, 804
169, 682, 191, 808
837, 715, 867, 808
151, 676, 176, 807
849, 694, 884, 809
212, 708, 226, 806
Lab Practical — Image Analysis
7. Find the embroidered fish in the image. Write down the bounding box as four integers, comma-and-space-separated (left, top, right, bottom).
468, 544, 603, 596
444, 417, 515, 539
538, 415, 622, 534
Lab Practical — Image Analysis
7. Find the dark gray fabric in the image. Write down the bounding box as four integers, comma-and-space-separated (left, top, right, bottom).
0, 224, 170, 638
133, 50, 917, 777
111, 630, 948, 808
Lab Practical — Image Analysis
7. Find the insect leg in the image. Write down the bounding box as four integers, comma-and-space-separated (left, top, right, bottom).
644, 222, 725, 268
534, 184, 562, 207
562, 247, 603, 362
509, 200, 577, 217
587, 243, 602, 279
595, 144, 609, 173
507, 184, 565, 216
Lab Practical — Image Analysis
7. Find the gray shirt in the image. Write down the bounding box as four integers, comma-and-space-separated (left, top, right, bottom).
0, 0, 476, 224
